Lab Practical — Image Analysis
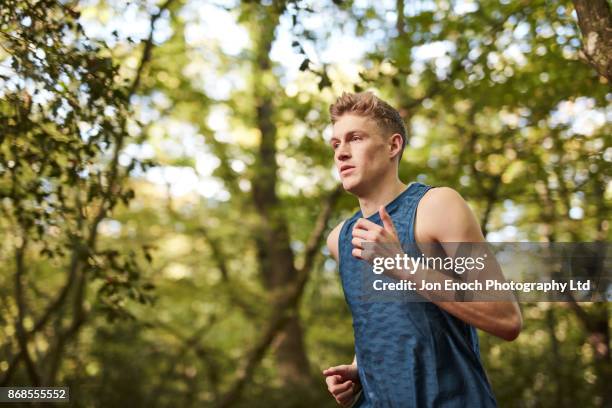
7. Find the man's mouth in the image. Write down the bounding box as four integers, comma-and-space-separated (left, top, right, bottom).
340, 165, 355, 175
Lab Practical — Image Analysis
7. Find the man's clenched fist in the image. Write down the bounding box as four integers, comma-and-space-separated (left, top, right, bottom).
323, 363, 361, 406
351, 206, 403, 263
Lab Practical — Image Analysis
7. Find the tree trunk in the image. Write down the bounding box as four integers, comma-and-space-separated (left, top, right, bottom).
249, 2, 312, 386
572, 0, 612, 81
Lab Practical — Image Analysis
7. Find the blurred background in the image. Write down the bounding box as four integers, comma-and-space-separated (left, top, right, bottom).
0, 0, 610, 406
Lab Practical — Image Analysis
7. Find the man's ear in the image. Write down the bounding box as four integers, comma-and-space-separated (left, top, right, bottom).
389, 133, 403, 160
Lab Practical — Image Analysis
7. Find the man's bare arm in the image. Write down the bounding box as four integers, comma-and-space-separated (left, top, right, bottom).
351, 187, 522, 340
327, 221, 345, 263
415, 187, 523, 341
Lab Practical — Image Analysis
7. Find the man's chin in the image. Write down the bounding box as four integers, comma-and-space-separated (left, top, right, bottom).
341, 179, 364, 195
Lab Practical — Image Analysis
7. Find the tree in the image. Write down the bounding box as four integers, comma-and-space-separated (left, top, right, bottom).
0, 0, 167, 386
572, 0, 612, 81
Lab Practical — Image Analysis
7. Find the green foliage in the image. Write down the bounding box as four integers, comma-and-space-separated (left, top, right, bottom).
0, 0, 610, 407
0, 0, 155, 388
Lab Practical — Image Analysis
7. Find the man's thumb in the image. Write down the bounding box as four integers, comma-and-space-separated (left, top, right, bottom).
379, 206, 398, 237
323, 365, 348, 376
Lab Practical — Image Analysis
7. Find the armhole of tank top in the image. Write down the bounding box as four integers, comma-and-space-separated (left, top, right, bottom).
395, 182, 416, 246
410, 185, 436, 254
337, 219, 350, 272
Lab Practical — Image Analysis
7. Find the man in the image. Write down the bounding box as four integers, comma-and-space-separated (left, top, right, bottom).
322, 92, 522, 407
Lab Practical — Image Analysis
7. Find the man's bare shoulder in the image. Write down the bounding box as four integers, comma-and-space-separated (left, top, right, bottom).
417, 186, 483, 242
326, 220, 346, 262
420, 186, 465, 212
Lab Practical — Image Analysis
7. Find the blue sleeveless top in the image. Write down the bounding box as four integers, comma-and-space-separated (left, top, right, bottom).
338, 182, 497, 408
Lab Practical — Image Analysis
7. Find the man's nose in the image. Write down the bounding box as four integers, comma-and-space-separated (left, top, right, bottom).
335, 143, 350, 161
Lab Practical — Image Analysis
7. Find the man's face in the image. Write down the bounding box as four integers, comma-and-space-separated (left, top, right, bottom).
331, 114, 394, 195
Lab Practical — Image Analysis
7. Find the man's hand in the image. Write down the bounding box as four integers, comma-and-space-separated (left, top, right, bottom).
351, 206, 402, 263
323, 363, 361, 406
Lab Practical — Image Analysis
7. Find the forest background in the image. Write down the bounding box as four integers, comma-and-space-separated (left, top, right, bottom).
0, 0, 610, 407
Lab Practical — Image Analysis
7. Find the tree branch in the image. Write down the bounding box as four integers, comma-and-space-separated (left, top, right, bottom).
297, 184, 343, 275
13, 236, 41, 386
129, 0, 177, 96
396, 0, 405, 37
197, 225, 260, 320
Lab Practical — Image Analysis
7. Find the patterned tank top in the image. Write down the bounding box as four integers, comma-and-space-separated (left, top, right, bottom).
338, 182, 497, 407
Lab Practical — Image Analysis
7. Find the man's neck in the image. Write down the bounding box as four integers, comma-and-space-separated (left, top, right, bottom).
357, 175, 408, 218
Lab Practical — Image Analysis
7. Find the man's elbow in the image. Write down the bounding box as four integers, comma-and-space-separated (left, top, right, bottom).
499, 311, 522, 341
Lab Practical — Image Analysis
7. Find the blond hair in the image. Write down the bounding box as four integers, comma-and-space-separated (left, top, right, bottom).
329, 91, 408, 161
